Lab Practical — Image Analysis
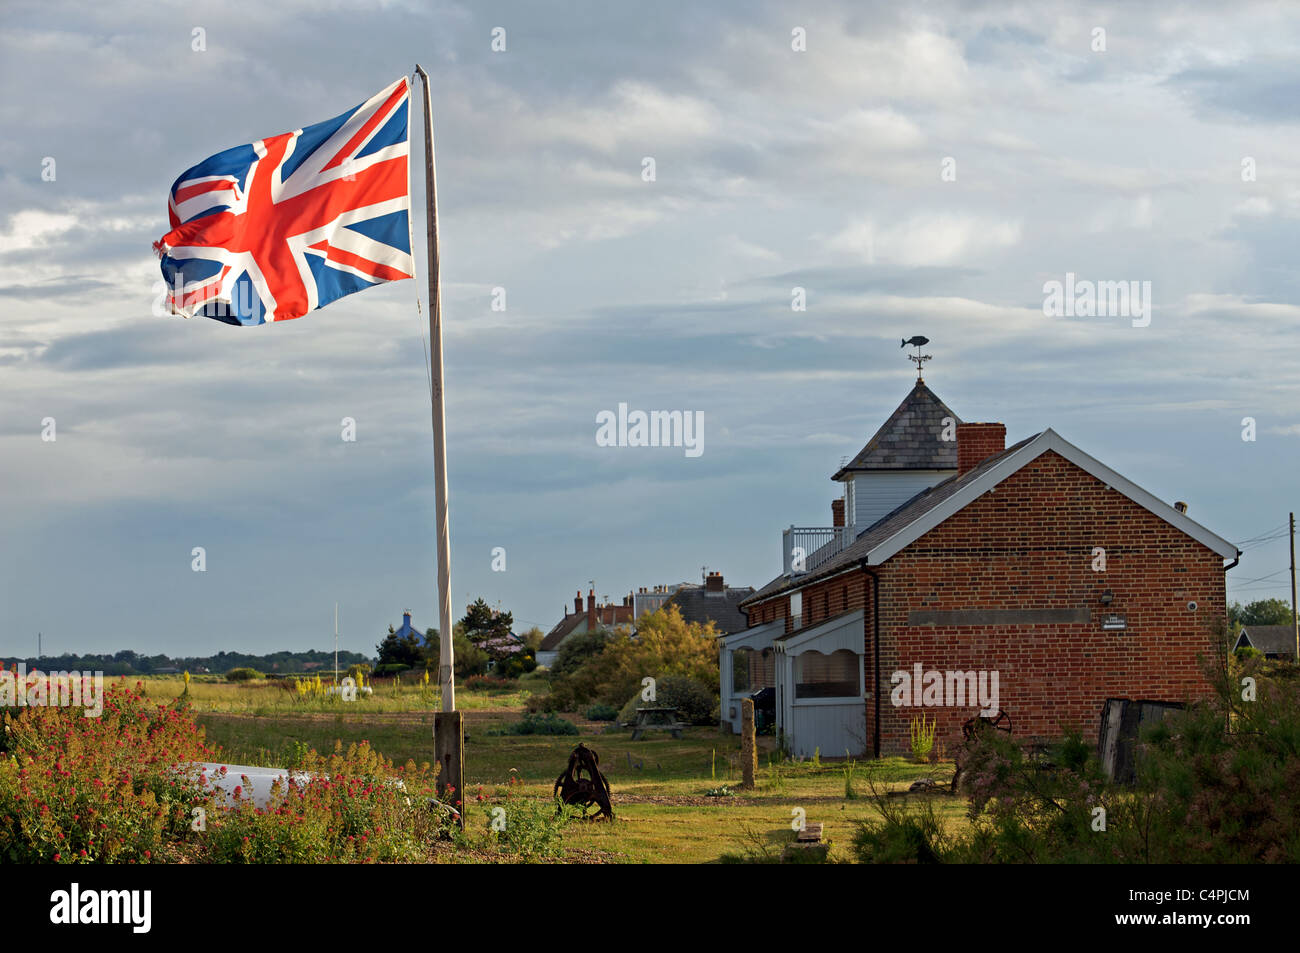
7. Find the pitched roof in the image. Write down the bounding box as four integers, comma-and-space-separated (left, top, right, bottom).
1237, 624, 1298, 656
539, 604, 634, 651
832, 381, 962, 479
540, 613, 584, 651
663, 585, 755, 635
744, 429, 1240, 606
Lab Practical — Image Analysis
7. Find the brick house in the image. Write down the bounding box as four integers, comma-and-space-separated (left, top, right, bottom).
537, 589, 636, 668
729, 377, 1240, 758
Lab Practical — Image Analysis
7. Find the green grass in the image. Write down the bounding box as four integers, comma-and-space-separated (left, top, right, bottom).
171, 673, 965, 863
131, 674, 536, 714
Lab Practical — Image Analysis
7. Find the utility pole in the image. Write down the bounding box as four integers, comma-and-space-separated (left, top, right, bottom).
334, 602, 339, 686
37, 631, 41, 659
1290, 512, 1297, 660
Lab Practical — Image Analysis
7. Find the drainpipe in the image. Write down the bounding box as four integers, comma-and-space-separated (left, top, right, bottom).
860, 561, 882, 760
1222, 548, 1241, 732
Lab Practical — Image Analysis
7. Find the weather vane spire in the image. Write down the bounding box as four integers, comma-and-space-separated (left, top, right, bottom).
901, 335, 931, 382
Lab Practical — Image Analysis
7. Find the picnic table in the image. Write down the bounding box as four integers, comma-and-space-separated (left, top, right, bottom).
629, 707, 686, 740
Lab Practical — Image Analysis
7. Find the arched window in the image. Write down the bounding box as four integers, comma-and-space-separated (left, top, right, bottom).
794, 648, 859, 699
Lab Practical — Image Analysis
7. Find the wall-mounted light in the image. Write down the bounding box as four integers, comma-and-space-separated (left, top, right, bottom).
1100, 590, 1114, 605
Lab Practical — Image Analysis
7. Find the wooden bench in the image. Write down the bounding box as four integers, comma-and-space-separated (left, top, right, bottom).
629, 707, 686, 740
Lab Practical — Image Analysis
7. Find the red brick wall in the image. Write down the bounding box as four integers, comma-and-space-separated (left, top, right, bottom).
744, 450, 1227, 757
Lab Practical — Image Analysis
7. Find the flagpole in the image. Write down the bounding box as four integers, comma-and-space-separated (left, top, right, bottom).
415, 63, 463, 817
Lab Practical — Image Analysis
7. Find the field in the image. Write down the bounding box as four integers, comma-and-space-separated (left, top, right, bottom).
134, 674, 965, 863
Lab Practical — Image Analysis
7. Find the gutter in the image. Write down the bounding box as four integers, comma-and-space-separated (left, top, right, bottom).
859, 561, 882, 759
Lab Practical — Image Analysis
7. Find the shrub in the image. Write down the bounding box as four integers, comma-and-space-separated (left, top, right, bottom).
0, 673, 446, 865
1234, 645, 1263, 663
552, 606, 719, 712
853, 651, 1300, 864
225, 667, 262, 682
199, 741, 443, 863
477, 797, 571, 862
584, 704, 618, 722
551, 630, 611, 678
617, 675, 717, 726
493, 652, 538, 681
487, 713, 578, 736
465, 675, 518, 692
0, 679, 216, 863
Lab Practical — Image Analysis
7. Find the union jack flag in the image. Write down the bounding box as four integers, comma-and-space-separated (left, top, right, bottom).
153, 77, 413, 325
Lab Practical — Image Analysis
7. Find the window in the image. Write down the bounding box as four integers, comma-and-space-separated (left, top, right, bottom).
789, 591, 802, 629
794, 649, 860, 699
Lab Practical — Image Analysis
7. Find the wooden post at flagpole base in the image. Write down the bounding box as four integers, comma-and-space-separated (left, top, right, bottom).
741, 699, 756, 789
415, 63, 463, 823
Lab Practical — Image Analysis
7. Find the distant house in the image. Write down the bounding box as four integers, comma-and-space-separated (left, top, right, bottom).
730, 374, 1239, 759
394, 610, 422, 642
662, 572, 753, 634
1234, 624, 1298, 660
537, 589, 636, 667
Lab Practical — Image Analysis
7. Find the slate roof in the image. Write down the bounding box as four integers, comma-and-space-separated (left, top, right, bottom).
1236, 624, 1298, 657
540, 613, 585, 651
832, 381, 962, 479
743, 434, 1040, 606
663, 584, 755, 636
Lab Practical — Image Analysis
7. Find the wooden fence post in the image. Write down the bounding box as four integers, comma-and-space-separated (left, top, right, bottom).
741, 698, 757, 789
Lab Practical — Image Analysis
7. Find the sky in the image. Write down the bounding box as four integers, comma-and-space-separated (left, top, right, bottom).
2, 0, 1298, 660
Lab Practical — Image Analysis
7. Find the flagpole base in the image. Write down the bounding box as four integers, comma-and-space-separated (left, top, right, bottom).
433, 710, 465, 827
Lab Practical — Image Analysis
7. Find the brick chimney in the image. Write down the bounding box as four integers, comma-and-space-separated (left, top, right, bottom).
587, 588, 596, 629
705, 571, 725, 593
831, 498, 845, 528
957, 422, 1006, 476
574, 590, 582, 615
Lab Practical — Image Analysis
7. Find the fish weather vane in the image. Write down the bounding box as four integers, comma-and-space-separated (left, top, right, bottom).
901, 335, 931, 381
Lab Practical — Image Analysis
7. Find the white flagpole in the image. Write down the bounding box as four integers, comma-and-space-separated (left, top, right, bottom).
414, 64, 463, 813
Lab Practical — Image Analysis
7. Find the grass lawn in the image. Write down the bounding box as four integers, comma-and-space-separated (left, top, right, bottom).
147, 674, 967, 863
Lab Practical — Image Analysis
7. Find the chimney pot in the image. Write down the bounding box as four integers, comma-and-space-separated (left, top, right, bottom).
1174, 501, 1188, 514
956, 422, 1006, 477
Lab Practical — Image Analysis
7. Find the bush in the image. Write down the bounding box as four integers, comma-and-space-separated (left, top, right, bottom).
0, 672, 446, 864
373, 663, 410, 677
548, 606, 720, 712
853, 650, 1300, 864
0, 679, 215, 863
468, 674, 515, 691
487, 713, 578, 736
199, 741, 443, 863
551, 630, 610, 678
225, 667, 262, 682
475, 797, 571, 862
617, 675, 717, 726
584, 704, 618, 722
493, 652, 538, 680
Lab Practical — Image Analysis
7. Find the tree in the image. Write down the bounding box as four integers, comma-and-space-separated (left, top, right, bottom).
424, 624, 488, 679
552, 629, 611, 677
459, 598, 515, 662
375, 623, 423, 669
520, 627, 545, 653
546, 605, 719, 711
1229, 599, 1294, 627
